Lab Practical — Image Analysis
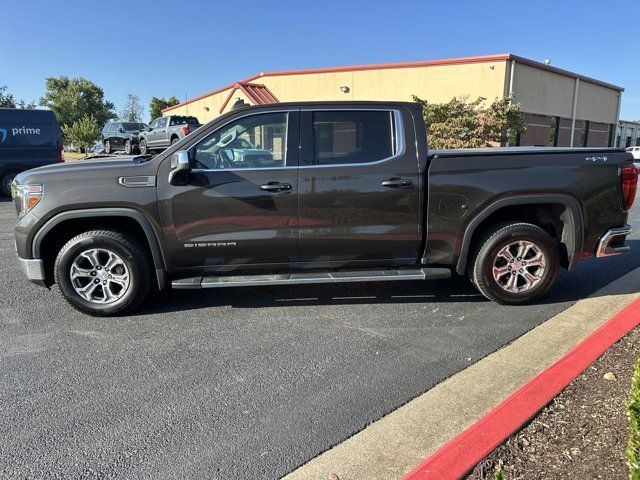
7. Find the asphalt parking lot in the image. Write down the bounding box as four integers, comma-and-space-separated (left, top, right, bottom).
1, 199, 638, 479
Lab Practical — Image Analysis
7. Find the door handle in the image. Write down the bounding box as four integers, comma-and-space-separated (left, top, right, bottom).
260, 182, 292, 192
381, 178, 413, 188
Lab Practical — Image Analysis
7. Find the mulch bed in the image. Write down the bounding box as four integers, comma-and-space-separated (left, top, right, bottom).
466, 325, 640, 480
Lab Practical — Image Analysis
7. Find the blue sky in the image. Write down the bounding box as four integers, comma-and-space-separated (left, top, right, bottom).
1, 0, 638, 121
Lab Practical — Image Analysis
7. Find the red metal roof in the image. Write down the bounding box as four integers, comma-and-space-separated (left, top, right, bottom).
219, 82, 279, 113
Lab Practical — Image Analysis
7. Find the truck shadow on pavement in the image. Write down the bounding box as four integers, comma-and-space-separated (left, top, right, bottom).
136, 239, 640, 315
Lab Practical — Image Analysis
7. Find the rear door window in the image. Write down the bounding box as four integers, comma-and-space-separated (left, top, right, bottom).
311, 110, 394, 165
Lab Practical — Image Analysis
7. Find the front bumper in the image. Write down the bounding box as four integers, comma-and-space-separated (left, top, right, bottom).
596, 225, 632, 258
17, 257, 47, 287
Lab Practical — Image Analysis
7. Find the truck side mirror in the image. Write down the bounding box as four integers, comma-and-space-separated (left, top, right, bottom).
168, 150, 191, 186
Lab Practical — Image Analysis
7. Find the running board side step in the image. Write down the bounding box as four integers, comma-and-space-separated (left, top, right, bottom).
171, 268, 451, 289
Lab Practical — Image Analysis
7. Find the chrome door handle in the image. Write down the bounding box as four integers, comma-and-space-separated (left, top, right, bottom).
381, 178, 413, 188
260, 182, 292, 192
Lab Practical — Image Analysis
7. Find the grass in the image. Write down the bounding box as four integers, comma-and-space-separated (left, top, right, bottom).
63, 151, 86, 160
627, 357, 640, 479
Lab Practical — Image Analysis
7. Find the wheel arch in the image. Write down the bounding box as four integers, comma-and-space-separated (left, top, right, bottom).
456, 194, 584, 275
33, 208, 166, 289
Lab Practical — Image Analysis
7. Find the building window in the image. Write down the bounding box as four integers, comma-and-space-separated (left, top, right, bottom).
548, 117, 560, 147
581, 121, 590, 147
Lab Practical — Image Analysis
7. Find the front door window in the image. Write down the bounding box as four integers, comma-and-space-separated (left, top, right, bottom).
193, 113, 288, 170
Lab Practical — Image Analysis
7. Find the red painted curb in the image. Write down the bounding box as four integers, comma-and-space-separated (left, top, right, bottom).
403, 297, 640, 480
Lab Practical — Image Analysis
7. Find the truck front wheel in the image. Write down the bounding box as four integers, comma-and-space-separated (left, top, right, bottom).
139, 139, 148, 155
54, 230, 153, 316
469, 222, 559, 305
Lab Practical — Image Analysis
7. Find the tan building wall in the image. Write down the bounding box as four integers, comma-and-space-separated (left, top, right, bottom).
164, 54, 623, 147
511, 63, 577, 118
575, 80, 620, 124
256, 61, 508, 105
167, 58, 509, 123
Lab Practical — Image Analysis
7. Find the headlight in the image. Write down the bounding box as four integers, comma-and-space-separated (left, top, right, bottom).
12, 183, 43, 216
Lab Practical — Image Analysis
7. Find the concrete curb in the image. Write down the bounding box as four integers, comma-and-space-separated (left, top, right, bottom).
283, 267, 640, 480
405, 296, 640, 480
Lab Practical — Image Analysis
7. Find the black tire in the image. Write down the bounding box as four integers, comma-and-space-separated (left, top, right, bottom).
1, 172, 17, 196
469, 222, 559, 305
139, 138, 148, 155
171, 137, 179, 146
54, 230, 153, 316
124, 140, 132, 155
104, 139, 112, 154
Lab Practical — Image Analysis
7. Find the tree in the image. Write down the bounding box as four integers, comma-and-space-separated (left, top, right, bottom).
149, 96, 180, 121
0, 85, 36, 109
411, 94, 526, 149
39, 76, 115, 131
62, 115, 101, 153
120, 93, 145, 122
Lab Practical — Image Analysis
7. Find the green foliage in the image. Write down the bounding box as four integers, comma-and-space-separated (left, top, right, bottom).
0, 85, 35, 109
494, 462, 506, 480
39, 76, 115, 131
627, 357, 640, 479
412, 94, 526, 149
62, 115, 101, 153
148, 96, 180, 121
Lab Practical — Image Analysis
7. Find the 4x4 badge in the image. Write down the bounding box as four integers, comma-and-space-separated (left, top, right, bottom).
586, 156, 607, 162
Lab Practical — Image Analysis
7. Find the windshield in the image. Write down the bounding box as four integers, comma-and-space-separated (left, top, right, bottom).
123, 123, 146, 131
170, 116, 199, 126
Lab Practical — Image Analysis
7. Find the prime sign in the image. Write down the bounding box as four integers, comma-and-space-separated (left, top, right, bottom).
0, 126, 42, 143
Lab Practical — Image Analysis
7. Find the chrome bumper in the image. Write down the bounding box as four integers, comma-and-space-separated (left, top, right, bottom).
17, 257, 47, 287
596, 225, 632, 258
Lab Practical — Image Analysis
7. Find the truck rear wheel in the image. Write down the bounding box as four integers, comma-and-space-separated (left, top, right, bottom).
469, 222, 559, 305
54, 230, 153, 316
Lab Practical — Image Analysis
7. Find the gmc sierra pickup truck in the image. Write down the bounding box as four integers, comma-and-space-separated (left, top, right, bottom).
11, 102, 637, 316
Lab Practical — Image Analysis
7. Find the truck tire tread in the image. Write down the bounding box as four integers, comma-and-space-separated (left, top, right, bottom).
470, 222, 559, 305
54, 229, 153, 316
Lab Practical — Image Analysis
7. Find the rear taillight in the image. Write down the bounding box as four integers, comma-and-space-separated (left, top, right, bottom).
182, 125, 189, 136
621, 164, 638, 210
57, 145, 65, 163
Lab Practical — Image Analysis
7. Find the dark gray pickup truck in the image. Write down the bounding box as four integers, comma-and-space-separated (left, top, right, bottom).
11, 101, 637, 316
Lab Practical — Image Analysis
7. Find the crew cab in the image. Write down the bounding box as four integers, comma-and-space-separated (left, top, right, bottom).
11, 102, 637, 316
138, 115, 201, 154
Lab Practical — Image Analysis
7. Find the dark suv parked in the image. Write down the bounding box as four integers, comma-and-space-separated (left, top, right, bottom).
0, 108, 63, 196
101, 122, 148, 155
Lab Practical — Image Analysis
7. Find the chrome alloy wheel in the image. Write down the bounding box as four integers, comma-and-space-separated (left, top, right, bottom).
70, 248, 130, 304
492, 240, 547, 293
